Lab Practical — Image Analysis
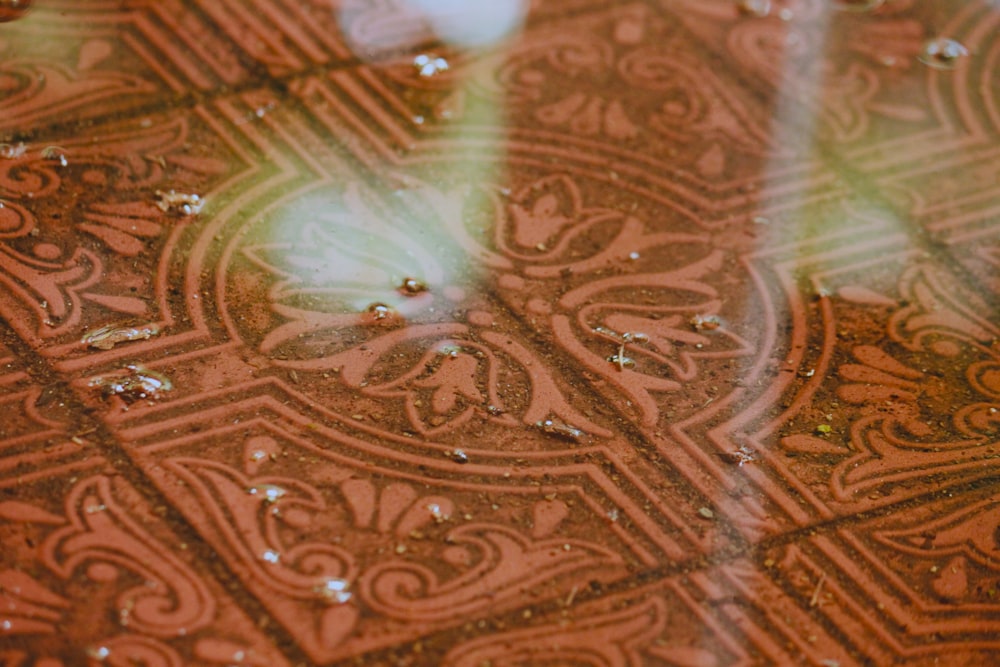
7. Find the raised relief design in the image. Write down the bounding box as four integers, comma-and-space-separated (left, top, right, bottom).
443, 595, 729, 667
682, 0, 931, 145
240, 173, 751, 436
0, 569, 69, 635
241, 179, 611, 442
0, 119, 228, 341
0, 37, 157, 132
783, 263, 1000, 500
41, 476, 216, 637
0, 475, 269, 667
876, 497, 1000, 605
380, 5, 782, 178
149, 438, 626, 660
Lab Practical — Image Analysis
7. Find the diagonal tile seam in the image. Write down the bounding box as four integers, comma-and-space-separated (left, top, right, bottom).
0, 0, 621, 145
331, 473, 1000, 667
0, 319, 319, 667
648, 0, 1000, 298
13, 25, 983, 570
0, 149, 990, 667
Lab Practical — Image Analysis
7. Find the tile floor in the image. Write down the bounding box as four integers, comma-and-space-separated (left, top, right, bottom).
0, 0, 998, 664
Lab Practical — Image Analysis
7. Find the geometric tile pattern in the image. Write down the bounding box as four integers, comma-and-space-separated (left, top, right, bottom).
0, 0, 997, 663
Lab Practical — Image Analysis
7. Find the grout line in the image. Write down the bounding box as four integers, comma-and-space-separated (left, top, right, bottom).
0, 322, 316, 667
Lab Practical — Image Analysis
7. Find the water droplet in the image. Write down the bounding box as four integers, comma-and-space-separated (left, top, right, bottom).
628, 251, 640, 260
315, 577, 352, 604
607, 354, 636, 369
0, 0, 32, 23
248, 484, 286, 503
690, 314, 722, 331
366, 302, 394, 320
86, 646, 111, 660
261, 549, 280, 563
737, 0, 770, 17
413, 53, 450, 78
832, 0, 884, 11
919, 38, 969, 70
1, 619, 10, 631
398, 277, 429, 296
427, 503, 449, 522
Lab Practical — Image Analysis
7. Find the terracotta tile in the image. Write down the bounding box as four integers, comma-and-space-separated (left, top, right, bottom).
411, 560, 855, 665
658, 0, 993, 166
0, 104, 246, 364
0, 0, 997, 664
311, 2, 836, 210
765, 484, 1000, 664
190, 0, 624, 77
748, 249, 999, 517
0, 468, 292, 665
0, 1, 252, 135
0, 334, 96, 487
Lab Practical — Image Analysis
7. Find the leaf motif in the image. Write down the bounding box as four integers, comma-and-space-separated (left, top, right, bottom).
0, 501, 65, 524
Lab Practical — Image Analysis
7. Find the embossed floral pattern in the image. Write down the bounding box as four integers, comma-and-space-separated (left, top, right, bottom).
1, 0, 998, 664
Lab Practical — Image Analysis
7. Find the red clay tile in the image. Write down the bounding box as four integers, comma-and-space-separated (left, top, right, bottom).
0, 1, 252, 135
0, 469, 294, 665
0, 0, 998, 664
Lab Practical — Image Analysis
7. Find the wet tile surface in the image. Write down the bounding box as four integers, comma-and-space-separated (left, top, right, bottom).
1, 0, 998, 664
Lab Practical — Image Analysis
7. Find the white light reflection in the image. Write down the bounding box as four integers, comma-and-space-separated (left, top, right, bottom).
404, 0, 528, 49
338, 0, 528, 55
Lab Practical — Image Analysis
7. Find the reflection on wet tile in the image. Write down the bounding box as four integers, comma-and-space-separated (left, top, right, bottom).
0, 0, 997, 663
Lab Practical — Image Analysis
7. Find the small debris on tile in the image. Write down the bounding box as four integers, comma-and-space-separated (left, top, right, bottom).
719, 445, 755, 466
0, 142, 27, 159
81, 323, 160, 350
40, 145, 68, 167
690, 314, 721, 331
315, 578, 352, 604
809, 572, 827, 607
449, 449, 469, 464
365, 303, 396, 320
815, 424, 833, 435
606, 331, 647, 371
534, 419, 586, 442
697, 507, 714, 519
155, 189, 203, 215
88, 365, 172, 402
